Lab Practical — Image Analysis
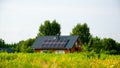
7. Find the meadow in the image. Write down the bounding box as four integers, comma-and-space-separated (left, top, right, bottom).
0, 53, 120, 68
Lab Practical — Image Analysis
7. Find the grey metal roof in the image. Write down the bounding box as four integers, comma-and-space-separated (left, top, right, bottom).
32, 36, 79, 49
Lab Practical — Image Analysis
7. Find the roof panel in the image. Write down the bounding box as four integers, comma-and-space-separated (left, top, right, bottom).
32, 36, 79, 49
41, 39, 69, 49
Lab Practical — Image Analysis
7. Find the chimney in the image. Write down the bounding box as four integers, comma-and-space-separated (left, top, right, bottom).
56, 32, 61, 40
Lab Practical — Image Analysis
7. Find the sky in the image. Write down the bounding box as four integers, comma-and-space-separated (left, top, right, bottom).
0, 0, 120, 43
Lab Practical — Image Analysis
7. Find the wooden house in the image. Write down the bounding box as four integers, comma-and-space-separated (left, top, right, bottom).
32, 36, 82, 53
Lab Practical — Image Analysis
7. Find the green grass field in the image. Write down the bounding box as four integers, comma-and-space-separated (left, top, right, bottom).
0, 53, 120, 68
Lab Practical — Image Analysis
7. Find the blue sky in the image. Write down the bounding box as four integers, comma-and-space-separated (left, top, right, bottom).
0, 0, 120, 43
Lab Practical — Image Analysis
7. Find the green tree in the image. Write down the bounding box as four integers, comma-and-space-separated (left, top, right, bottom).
14, 38, 35, 53
37, 20, 61, 36
102, 38, 116, 50
70, 23, 91, 44
102, 38, 117, 54
51, 20, 61, 35
0, 39, 5, 47
87, 37, 103, 53
116, 43, 120, 54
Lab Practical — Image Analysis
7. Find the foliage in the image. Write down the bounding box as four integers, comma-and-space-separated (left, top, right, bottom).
0, 20, 120, 54
0, 39, 5, 47
0, 38, 34, 53
0, 53, 120, 68
84, 36, 120, 54
87, 37, 103, 53
116, 43, 120, 54
70, 23, 91, 44
37, 20, 61, 36
15, 38, 35, 53
102, 38, 117, 51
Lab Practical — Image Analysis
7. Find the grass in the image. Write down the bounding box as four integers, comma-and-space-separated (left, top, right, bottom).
0, 53, 120, 68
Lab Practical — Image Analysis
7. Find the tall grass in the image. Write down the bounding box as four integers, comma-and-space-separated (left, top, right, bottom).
0, 53, 120, 68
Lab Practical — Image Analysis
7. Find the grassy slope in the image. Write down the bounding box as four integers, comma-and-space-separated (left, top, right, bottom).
0, 53, 120, 68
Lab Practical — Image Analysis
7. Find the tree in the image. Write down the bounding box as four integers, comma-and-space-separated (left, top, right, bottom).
70, 23, 91, 44
37, 20, 61, 36
87, 37, 103, 53
102, 38, 116, 50
14, 38, 35, 52
0, 39, 5, 47
102, 38, 117, 54
51, 20, 61, 35
116, 43, 120, 54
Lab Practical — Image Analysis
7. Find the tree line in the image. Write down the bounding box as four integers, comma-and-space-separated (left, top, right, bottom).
0, 20, 120, 54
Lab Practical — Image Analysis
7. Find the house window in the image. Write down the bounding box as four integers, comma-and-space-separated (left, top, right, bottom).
55, 50, 65, 54
40, 50, 52, 53
75, 42, 77, 45
75, 42, 78, 47
78, 45, 81, 47
40, 50, 46, 53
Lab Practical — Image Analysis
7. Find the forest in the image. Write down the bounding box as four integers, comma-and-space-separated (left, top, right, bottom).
0, 20, 120, 54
